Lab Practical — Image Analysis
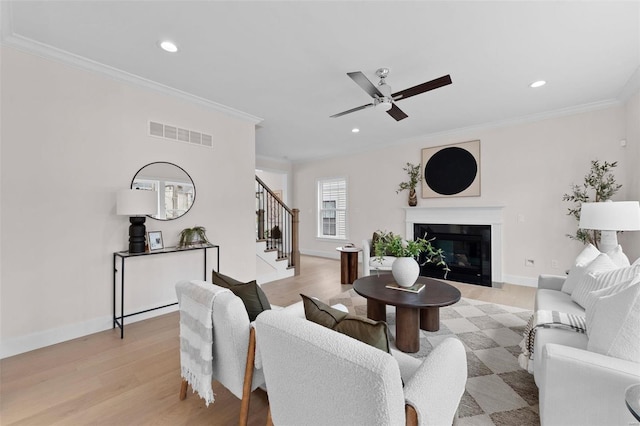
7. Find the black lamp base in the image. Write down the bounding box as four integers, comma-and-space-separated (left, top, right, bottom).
129, 216, 147, 253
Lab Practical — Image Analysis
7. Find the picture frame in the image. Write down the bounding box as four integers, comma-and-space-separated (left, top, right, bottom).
421, 139, 481, 198
148, 231, 164, 251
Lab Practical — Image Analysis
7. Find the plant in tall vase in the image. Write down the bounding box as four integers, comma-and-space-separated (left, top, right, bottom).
562, 160, 621, 248
374, 231, 449, 288
396, 162, 421, 207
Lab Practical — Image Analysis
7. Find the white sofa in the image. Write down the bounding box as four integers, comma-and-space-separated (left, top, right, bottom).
362, 238, 396, 276
534, 274, 640, 426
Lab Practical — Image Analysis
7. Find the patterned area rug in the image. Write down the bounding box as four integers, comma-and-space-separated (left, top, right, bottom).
329, 289, 539, 426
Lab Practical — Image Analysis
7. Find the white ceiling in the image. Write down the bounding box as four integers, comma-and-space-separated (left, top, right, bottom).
3, 1, 639, 163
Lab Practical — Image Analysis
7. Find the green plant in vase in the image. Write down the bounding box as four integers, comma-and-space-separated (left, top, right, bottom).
178, 226, 210, 248
396, 162, 421, 207
374, 230, 449, 287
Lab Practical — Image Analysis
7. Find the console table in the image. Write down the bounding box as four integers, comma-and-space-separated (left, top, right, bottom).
113, 243, 219, 338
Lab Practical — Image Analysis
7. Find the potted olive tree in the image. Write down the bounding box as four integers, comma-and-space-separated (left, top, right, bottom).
563, 160, 621, 248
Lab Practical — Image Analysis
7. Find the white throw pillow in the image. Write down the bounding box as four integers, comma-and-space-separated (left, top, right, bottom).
572, 263, 640, 308
561, 244, 601, 294
585, 274, 640, 332
587, 281, 640, 362
561, 252, 618, 295
605, 245, 630, 268
576, 244, 601, 265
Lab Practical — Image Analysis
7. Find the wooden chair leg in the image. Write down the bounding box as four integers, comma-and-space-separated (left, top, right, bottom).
266, 407, 273, 426
405, 404, 418, 426
239, 327, 257, 426
179, 379, 188, 401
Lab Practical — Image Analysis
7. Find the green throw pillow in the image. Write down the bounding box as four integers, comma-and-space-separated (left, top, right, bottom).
371, 232, 381, 257
301, 294, 348, 328
212, 271, 271, 321
334, 315, 391, 353
301, 294, 390, 353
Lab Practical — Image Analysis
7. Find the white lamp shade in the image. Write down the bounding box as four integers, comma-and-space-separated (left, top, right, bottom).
579, 201, 640, 231
117, 189, 158, 216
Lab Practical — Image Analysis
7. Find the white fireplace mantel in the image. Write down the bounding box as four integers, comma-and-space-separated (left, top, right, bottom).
405, 206, 504, 284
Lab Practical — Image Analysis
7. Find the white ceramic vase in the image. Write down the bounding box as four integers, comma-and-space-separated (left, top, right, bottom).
391, 257, 420, 288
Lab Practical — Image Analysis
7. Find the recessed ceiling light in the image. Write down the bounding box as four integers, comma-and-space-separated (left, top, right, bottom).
352, 128, 360, 133
530, 80, 546, 88
159, 40, 178, 53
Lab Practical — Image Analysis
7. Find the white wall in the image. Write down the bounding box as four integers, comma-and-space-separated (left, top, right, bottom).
0, 47, 257, 357
256, 156, 293, 206
621, 92, 640, 256
293, 101, 640, 286
256, 170, 288, 205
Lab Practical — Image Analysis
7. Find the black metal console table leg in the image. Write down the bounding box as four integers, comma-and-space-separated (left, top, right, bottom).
112, 253, 116, 329
113, 244, 219, 339
119, 257, 124, 338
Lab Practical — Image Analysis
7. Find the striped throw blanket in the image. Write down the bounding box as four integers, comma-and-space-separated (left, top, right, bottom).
175, 280, 231, 406
518, 310, 586, 373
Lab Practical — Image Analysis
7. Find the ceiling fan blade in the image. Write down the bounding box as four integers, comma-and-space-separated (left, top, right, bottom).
387, 104, 408, 121
348, 71, 384, 98
330, 103, 374, 118
391, 75, 452, 101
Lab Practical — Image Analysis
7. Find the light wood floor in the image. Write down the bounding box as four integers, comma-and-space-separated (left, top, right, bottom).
0, 255, 535, 425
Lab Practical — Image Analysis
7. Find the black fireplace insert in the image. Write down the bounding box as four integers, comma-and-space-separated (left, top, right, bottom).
414, 223, 491, 286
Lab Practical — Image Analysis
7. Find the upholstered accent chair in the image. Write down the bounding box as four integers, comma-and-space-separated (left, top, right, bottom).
177, 282, 264, 425
255, 310, 467, 425
362, 237, 396, 276
176, 281, 343, 425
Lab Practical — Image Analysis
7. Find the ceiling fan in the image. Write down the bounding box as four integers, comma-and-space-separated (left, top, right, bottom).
330, 68, 452, 121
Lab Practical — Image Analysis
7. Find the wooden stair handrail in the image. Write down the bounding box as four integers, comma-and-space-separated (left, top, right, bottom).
255, 176, 300, 275
255, 175, 292, 215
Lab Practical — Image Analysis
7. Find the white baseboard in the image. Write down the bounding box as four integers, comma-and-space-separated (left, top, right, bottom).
300, 248, 343, 260
502, 274, 538, 287
0, 304, 178, 359
300, 249, 539, 288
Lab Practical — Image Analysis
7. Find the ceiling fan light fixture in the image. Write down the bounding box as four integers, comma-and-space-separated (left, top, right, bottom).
377, 98, 393, 111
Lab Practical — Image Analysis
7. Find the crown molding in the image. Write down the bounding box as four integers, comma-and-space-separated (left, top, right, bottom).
619, 66, 640, 103
293, 98, 623, 165
0, 3, 262, 125
394, 98, 623, 148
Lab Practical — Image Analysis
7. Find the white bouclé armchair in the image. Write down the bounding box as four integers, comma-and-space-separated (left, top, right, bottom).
362, 238, 396, 276
255, 310, 467, 425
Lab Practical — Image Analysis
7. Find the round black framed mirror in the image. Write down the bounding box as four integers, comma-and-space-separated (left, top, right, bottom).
131, 162, 195, 220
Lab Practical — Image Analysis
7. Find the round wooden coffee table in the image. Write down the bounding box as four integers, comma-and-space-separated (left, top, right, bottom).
353, 275, 461, 353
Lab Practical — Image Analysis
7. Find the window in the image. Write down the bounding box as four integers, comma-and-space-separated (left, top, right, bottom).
317, 178, 347, 239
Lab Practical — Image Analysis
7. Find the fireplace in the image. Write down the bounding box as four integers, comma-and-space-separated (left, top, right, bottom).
405, 206, 504, 286
414, 223, 492, 286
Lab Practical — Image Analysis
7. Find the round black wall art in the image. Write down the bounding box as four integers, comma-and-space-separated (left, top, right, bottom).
424, 147, 478, 195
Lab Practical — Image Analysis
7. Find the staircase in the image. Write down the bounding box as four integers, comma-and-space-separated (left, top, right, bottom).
256, 240, 294, 284
256, 176, 299, 284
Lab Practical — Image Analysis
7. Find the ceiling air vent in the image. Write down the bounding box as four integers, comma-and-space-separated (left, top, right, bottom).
148, 121, 213, 149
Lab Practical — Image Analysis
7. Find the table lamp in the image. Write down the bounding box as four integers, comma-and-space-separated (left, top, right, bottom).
117, 189, 158, 253
579, 201, 640, 253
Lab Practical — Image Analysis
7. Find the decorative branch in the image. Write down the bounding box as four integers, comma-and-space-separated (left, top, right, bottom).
562, 160, 621, 247
396, 162, 421, 193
